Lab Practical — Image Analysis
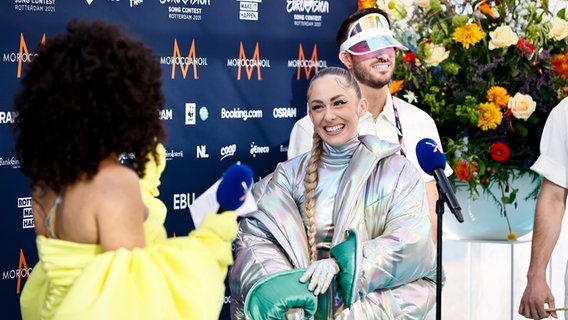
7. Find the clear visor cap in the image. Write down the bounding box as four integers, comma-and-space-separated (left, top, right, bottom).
339, 13, 408, 55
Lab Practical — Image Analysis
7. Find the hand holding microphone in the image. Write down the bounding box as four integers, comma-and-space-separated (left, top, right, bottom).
216, 162, 254, 213
416, 138, 464, 223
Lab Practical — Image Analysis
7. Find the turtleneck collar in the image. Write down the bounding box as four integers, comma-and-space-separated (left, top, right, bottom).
320, 136, 360, 165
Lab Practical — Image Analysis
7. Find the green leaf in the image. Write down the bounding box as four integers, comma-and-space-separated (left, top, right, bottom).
513, 122, 529, 137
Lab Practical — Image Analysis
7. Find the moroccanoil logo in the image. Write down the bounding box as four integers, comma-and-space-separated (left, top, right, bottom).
227, 42, 271, 80
160, 39, 208, 80
1, 249, 32, 294
287, 43, 327, 80
2, 33, 46, 78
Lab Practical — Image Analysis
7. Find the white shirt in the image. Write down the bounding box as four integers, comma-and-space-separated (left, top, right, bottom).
531, 97, 568, 188
288, 94, 453, 182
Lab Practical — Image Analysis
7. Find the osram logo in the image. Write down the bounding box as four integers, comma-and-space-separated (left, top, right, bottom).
287, 43, 327, 80
160, 39, 208, 80
2, 249, 32, 294
227, 42, 271, 80
2, 33, 46, 78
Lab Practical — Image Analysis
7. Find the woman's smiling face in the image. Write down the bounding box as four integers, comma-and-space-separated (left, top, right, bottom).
308, 74, 367, 147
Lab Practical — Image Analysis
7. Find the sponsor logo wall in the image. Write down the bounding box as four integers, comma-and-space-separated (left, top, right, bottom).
0, 1, 356, 318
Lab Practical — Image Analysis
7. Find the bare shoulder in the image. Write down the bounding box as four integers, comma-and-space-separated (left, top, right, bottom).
91, 163, 147, 250
92, 163, 143, 213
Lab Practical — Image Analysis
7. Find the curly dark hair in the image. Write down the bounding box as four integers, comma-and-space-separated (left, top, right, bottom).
12, 19, 167, 194
336, 7, 390, 49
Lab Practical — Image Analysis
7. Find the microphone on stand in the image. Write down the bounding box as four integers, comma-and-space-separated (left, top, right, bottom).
416, 138, 464, 223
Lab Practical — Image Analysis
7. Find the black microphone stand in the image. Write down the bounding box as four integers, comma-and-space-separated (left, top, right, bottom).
435, 197, 444, 320
435, 188, 463, 320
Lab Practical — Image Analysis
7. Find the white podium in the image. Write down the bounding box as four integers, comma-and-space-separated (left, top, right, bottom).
440, 237, 541, 320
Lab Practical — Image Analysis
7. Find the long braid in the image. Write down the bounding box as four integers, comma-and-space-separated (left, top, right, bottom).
304, 131, 323, 263
303, 66, 361, 263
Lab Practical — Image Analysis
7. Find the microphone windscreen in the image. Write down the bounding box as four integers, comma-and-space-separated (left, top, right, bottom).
415, 138, 447, 175
216, 162, 254, 211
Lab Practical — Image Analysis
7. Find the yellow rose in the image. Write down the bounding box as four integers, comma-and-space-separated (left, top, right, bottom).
488, 25, 519, 50
424, 43, 449, 67
550, 16, 568, 41
507, 92, 536, 120
417, 0, 430, 9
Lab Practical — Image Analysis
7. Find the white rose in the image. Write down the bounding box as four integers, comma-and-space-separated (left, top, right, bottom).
417, 0, 430, 9
550, 16, 568, 41
488, 25, 519, 50
424, 43, 449, 67
507, 92, 536, 120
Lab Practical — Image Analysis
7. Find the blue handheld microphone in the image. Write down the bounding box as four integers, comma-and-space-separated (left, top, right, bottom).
416, 138, 464, 223
216, 162, 254, 212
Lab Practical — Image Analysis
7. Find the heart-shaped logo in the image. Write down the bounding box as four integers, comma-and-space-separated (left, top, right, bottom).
182, 0, 188, 4
86, 0, 93, 4
303, 0, 313, 13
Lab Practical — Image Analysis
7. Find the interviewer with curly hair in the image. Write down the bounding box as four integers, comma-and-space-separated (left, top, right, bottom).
13, 19, 238, 320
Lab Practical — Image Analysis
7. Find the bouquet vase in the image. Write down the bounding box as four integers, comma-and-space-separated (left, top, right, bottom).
443, 173, 538, 241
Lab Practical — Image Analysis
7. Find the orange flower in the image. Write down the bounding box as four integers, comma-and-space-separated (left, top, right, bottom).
478, 0, 496, 19
358, 0, 376, 9
552, 52, 568, 80
389, 80, 404, 94
454, 159, 477, 181
486, 86, 510, 108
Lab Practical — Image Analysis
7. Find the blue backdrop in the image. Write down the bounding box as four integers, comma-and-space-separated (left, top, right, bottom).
0, 0, 357, 319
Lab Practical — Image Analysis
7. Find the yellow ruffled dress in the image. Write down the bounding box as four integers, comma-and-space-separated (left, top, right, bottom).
20, 144, 237, 320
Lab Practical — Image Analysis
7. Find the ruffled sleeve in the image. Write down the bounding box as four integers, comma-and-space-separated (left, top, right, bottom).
21, 210, 237, 320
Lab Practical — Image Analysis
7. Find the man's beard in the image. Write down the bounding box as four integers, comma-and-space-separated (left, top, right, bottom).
351, 62, 393, 89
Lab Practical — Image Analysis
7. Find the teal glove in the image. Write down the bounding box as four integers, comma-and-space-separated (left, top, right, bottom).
330, 229, 360, 308
245, 269, 318, 320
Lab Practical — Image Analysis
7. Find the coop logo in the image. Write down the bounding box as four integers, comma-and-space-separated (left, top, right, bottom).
160, 108, 173, 120
0, 157, 20, 168
161, 39, 208, 80
165, 149, 184, 161
2, 249, 32, 294
3, 33, 45, 78
186, 103, 196, 125
220, 144, 237, 161
173, 192, 196, 210
286, 0, 329, 13
227, 42, 271, 80
221, 108, 263, 121
273, 107, 297, 118
288, 44, 327, 80
250, 142, 269, 157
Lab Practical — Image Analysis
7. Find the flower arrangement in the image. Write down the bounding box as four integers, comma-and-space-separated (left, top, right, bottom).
359, 0, 568, 239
